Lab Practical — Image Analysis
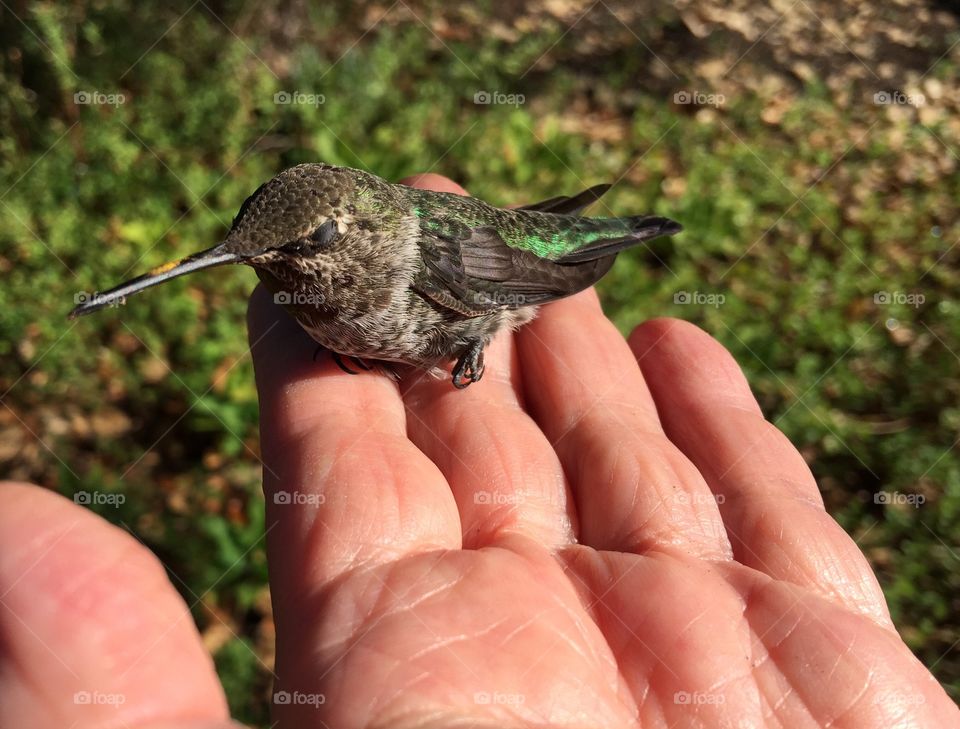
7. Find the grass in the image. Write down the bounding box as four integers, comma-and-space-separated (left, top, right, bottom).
1, 2, 958, 725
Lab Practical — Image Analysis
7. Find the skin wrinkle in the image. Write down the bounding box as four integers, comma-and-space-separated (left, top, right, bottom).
568, 414, 732, 559
401, 615, 514, 664
543, 589, 620, 691
755, 585, 887, 725
739, 573, 798, 725
375, 670, 434, 721
370, 557, 467, 622
371, 664, 564, 729
555, 549, 629, 650
422, 401, 494, 477
268, 428, 412, 501
468, 410, 527, 498
553, 558, 624, 679
759, 634, 819, 726
660, 391, 893, 627
592, 397, 663, 429
823, 665, 875, 729
308, 551, 456, 657
494, 611, 544, 650
440, 404, 572, 545
370, 659, 491, 728
274, 381, 404, 441
402, 408, 483, 491
731, 499, 892, 627
517, 615, 597, 683
552, 403, 597, 451
717, 478, 824, 518
310, 574, 466, 687
315, 631, 404, 704
705, 417, 816, 485
767, 681, 794, 722
296, 473, 395, 574
601, 449, 695, 554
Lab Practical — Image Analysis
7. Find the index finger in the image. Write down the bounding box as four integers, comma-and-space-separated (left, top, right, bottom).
248, 285, 460, 602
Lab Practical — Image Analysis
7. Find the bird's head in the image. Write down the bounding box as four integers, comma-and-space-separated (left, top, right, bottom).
68, 164, 356, 318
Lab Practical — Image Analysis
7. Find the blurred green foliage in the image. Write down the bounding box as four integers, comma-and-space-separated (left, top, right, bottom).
1, 2, 957, 725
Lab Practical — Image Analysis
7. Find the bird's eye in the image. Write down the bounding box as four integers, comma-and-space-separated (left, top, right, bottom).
308, 219, 338, 246
280, 220, 338, 254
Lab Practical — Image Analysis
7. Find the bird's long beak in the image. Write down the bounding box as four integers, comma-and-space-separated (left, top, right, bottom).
68, 243, 242, 319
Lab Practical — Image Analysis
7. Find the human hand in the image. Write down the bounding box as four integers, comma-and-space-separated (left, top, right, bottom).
0, 174, 955, 728
245, 174, 958, 727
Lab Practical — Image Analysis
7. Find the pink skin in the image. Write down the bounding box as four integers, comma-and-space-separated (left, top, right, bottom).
0, 173, 956, 728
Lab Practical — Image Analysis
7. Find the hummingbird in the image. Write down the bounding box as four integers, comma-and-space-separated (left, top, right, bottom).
69, 163, 682, 388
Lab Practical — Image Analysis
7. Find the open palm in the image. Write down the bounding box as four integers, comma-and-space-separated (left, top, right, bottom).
0, 175, 955, 728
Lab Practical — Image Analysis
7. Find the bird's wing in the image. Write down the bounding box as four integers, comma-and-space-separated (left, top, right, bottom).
411, 219, 613, 317
516, 184, 612, 215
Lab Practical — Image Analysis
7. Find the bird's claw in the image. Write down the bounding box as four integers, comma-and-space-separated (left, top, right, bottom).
330, 352, 373, 375
452, 341, 485, 389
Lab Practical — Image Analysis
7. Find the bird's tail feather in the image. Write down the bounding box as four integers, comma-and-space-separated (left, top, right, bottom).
556, 215, 682, 264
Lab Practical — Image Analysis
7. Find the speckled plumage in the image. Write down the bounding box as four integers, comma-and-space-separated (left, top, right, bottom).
70, 163, 682, 388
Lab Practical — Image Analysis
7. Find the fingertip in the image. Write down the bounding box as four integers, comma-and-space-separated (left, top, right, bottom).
628, 317, 760, 414
628, 317, 710, 355
0, 481, 181, 619
0, 482, 228, 727
0, 480, 111, 543
0, 479, 57, 509
398, 173, 468, 196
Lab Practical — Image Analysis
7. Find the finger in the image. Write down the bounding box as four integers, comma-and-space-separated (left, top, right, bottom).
516, 290, 732, 559
0, 482, 236, 729
401, 329, 577, 548
629, 319, 892, 626
248, 286, 460, 597
398, 175, 576, 548
397, 173, 468, 195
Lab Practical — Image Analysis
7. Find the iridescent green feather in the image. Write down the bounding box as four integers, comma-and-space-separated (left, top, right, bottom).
408, 189, 632, 260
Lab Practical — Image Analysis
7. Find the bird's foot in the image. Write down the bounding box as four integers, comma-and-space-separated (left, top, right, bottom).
451, 340, 485, 389
330, 352, 374, 375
